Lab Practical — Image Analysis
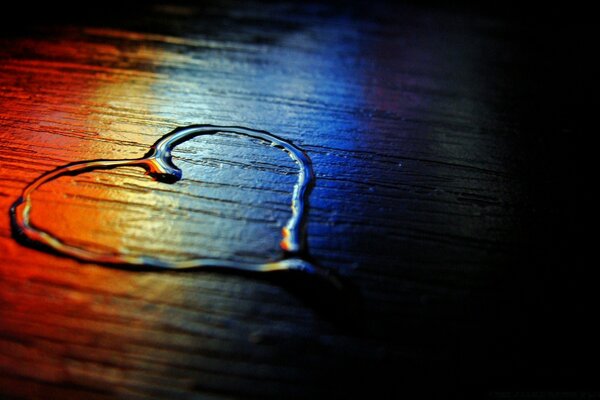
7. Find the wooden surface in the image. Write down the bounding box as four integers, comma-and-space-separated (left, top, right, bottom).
0, 1, 586, 398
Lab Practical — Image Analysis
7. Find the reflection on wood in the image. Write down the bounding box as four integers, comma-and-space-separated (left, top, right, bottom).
0, 1, 581, 398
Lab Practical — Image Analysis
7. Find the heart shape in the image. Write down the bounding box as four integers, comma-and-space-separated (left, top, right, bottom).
11, 125, 323, 275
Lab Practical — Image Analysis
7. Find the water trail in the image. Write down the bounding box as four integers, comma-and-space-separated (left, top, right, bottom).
10, 125, 336, 281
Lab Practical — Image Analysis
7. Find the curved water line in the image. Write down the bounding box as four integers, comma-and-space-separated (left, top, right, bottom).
10, 125, 324, 276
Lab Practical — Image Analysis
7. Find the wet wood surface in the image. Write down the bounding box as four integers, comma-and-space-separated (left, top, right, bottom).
0, 1, 585, 398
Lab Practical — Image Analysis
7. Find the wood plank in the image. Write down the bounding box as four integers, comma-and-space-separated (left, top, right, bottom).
1, 1, 585, 398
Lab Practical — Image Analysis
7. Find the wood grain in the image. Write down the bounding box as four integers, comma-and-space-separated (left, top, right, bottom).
0, 1, 584, 398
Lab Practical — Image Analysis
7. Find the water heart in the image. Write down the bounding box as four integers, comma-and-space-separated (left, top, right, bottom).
10, 125, 324, 276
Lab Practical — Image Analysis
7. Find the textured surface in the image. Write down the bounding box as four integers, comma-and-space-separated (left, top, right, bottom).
0, 1, 585, 398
